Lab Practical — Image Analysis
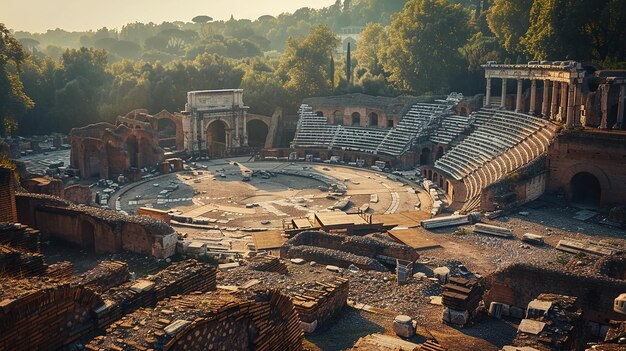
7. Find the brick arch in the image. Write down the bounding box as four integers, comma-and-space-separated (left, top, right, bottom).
206, 119, 230, 158
559, 163, 612, 203
152, 111, 184, 151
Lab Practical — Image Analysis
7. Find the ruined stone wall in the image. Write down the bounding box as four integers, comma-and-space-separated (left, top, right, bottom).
287, 230, 418, 263
72, 260, 129, 293
95, 260, 217, 328
547, 132, 626, 205
15, 193, 177, 258
85, 289, 303, 351
289, 278, 349, 326
0, 222, 40, 253
484, 263, 626, 323
0, 166, 17, 222
286, 245, 388, 271
63, 184, 93, 205
0, 244, 46, 277
0, 281, 104, 351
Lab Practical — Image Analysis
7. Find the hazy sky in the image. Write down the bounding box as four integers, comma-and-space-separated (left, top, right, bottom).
3, 0, 338, 33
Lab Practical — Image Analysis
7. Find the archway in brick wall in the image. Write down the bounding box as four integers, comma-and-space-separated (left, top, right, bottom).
351, 112, 361, 126
126, 135, 139, 168
570, 172, 601, 204
206, 120, 227, 158
369, 112, 378, 127
157, 118, 177, 148
247, 119, 269, 148
333, 111, 344, 125
420, 148, 432, 165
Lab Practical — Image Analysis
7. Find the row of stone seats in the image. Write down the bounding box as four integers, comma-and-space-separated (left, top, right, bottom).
291, 105, 339, 148
330, 126, 388, 153
430, 114, 471, 145
377, 103, 448, 155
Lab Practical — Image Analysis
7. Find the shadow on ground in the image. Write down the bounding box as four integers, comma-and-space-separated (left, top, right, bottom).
305, 308, 385, 350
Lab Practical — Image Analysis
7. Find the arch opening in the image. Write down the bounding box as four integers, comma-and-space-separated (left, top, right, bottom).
436, 146, 445, 160
157, 118, 177, 148
333, 111, 344, 125
316, 111, 324, 117
369, 112, 378, 127
420, 147, 432, 165
351, 112, 361, 126
207, 120, 227, 158
570, 172, 601, 204
126, 135, 138, 168
247, 119, 269, 148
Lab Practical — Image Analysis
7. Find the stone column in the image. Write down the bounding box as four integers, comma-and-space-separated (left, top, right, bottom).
617, 83, 626, 129
529, 80, 537, 114
542, 80, 551, 117
515, 79, 523, 113
199, 118, 205, 153
192, 114, 197, 152
485, 78, 492, 106
574, 81, 583, 126
235, 114, 240, 140
560, 82, 568, 122
566, 82, 575, 129
243, 111, 248, 146
600, 84, 609, 129
551, 82, 559, 120
500, 78, 507, 108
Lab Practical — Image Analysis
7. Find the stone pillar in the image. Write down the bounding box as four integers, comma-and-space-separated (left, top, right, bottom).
529, 80, 537, 114
560, 82, 568, 123
600, 84, 609, 129
542, 80, 551, 117
199, 118, 205, 153
500, 78, 507, 108
485, 78, 492, 106
515, 79, 523, 113
192, 115, 198, 152
575, 81, 583, 126
617, 83, 626, 130
551, 82, 559, 120
566, 82, 575, 129
243, 111, 248, 146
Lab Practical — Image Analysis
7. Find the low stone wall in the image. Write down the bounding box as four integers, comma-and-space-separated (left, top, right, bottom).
15, 193, 177, 258
484, 263, 626, 323
286, 245, 388, 272
73, 260, 129, 293
0, 280, 104, 351
0, 222, 40, 253
45, 261, 74, 279
85, 289, 304, 351
288, 278, 349, 326
0, 244, 46, 277
95, 260, 217, 328
287, 230, 418, 263
63, 184, 92, 205
249, 255, 289, 274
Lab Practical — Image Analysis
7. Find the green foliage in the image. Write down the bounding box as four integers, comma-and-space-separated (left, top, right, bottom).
0, 23, 34, 136
487, 0, 533, 56
354, 23, 387, 76
277, 25, 339, 100
384, 0, 471, 94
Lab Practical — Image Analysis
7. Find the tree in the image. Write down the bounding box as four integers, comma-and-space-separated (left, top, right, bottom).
521, 0, 626, 62
383, 0, 471, 94
277, 25, 339, 99
486, 0, 533, 56
192, 15, 213, 24
354, 23, 387, 75
0, 24, 34, 135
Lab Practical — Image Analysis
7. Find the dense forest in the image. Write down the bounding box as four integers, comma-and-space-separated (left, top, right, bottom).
1, 0, 625, 136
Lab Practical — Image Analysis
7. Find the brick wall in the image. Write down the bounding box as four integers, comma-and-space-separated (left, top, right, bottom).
0, 167, 17, 222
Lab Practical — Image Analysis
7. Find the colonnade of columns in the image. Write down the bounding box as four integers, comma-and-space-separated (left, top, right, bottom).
485, 77, 585, 129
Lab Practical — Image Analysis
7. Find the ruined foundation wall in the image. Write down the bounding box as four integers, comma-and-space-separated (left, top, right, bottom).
15, 193, 177, 258
290, 278, 349, 325
86, 289, 304, 351
485, 263, 626, 323
286, 245, 388, 271
0, 282, 104, 351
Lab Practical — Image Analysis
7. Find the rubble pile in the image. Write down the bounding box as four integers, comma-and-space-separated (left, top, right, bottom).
510, 294, 583, 351
442, 277, 483, 327
249, 255, 289, 274
86, 289, 304, 351
96, 260, 217, 328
